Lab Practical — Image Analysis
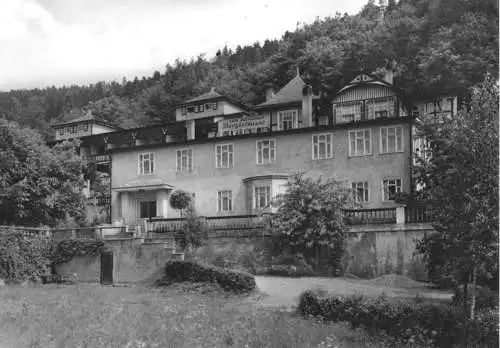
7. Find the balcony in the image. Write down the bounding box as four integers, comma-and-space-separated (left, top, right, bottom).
87, 195, 111, 206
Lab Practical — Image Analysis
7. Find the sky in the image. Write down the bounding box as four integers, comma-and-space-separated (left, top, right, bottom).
0, 0, 368, 91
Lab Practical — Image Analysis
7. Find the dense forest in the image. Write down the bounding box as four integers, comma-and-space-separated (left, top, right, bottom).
0, 0, 498, 140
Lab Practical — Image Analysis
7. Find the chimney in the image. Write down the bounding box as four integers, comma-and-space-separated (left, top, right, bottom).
302, 85, 313, 128
265, 87, 275, 101
186, 119, 195, 140
383, 68, 394, 85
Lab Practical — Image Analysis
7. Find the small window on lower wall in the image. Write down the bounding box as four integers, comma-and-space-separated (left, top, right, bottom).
254, 185, 271, 209
217, 190, 232, 212
352, 182, 369, 202
382, 179, 402, 201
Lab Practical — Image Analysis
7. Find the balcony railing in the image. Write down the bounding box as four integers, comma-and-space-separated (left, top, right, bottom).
87, 195, 111, 206
343, 208, 397, 225
405, 205, 433, 223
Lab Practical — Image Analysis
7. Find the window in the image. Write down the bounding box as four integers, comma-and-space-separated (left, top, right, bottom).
59, 127, 64, 135
335, 103, 362, 123
380, 126, 403, 153
383, 179, 402, 201
181, 107, 187, 115
256, 139, 276, 164
367, 99, 396, 120
83, 123, 89, 132
213, 102, 218, 110
216, 144, 234, 168
199, 104, 204, 112
317, 116, 329, 127
278, 110, 297, 130
352, 182, 369, 202
254, 185, 271, 209
138, 152, 155, 175
140, 201, 157, 219
312, 133, 333, 160
217, 190, 232, 212
349, 129, 372, 156
205, 103, 212, 110
176, 148, 193, 172
187, 106, 195, 113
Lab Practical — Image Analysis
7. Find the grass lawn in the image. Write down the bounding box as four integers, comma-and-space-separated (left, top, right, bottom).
0, 283, 419, 348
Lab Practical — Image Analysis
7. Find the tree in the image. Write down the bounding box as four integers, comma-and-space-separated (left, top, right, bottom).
0, 119, 87, 227
414, 75, 499, 319
268, 172, 355, 274
169, 190, 192, 218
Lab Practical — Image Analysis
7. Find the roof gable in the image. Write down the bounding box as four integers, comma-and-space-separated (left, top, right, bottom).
256, 75, 308, 108
183, 87, 223, 104
337, 73, 394, 95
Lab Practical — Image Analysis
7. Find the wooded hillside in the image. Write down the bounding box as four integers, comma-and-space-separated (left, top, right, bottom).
0, 0, 497, 140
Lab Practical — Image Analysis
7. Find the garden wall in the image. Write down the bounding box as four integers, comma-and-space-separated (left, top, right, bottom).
187, 223, 433, 279
55, 238, 176, 283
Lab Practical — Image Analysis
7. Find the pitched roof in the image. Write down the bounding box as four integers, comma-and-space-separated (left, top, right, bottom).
337, 73, 393, 94
256, 74, 307, 108
183, 87, 223, 104
53, 110, 120, 129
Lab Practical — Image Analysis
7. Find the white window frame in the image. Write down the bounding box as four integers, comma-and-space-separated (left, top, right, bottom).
217, 190, 233, 212
382, 178, 402, 201
256, 139, 276, 165
277, 110, 298, 130
215, 143, 234, 168
176, 148, 193, 173
380, 126, 404, 154
348, 129, 372, 157
334, 103, 362, 124
352, 181, 369, 202
138, 152, 155, 176
254, 184, 272, 209
312, 133, 333, 160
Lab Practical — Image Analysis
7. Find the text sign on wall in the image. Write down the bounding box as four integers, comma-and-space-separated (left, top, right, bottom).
219, 115, 269, 133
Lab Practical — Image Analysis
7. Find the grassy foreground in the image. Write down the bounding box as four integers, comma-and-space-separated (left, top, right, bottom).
0, 283, 417, 348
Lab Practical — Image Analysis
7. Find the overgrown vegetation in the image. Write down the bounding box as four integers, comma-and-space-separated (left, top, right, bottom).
0, 119, 87, 227
413, 76, 499, 318
268, 172, 355, 275
297, 290, 499, 347
0, 229, 104, 282
174, 205, 208, 250
157, 260, 256, 294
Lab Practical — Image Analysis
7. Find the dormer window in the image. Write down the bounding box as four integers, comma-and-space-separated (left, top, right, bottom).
205, 103, 212, 110
213, 102, 218, 110
83, 123, 89, 132
199, 104, 204, 112
59, 127, 64, 135
278, 110, 298, 130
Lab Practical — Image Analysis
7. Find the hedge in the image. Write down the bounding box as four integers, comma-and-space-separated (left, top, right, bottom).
158, 260, 256, 293
297, 290, 499, 348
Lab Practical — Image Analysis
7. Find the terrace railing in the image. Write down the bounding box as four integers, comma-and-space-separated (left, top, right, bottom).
343, 208, 397, 225
405, 205, 433, 223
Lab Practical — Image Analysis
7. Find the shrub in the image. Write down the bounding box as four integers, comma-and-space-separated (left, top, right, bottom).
175, 206, 208, 250
264, 253, 316, 277
0, 233, 51, 283
297, 291, 499, 347
159, 260, 256, 294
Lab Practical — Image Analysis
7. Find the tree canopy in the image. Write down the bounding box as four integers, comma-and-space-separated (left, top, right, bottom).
0, 0, 497, 138
0, 119, 87, 227
414, 75, 499, 316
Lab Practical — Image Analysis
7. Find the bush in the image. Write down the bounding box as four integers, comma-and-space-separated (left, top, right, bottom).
0, 233, 51, 283
158, 260, 256, 294
297, 291, 499, 347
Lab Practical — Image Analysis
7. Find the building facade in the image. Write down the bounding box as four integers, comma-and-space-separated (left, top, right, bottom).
51, 71, 457, 227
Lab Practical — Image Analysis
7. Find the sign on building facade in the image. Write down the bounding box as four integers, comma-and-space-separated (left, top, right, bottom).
218, 115, 269, 133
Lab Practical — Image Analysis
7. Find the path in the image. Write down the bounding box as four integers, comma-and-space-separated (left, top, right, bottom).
254, 276, 453, 309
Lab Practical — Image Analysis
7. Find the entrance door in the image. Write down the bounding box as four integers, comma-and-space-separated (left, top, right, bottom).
100, 251, 113, 285
140, 200, 157, 219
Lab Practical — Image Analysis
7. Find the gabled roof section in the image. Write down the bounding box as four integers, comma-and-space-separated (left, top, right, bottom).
53, 110, 121, 130
183, 87, 224, 104
256, 74, 307, 108
337, 73, 393, 94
